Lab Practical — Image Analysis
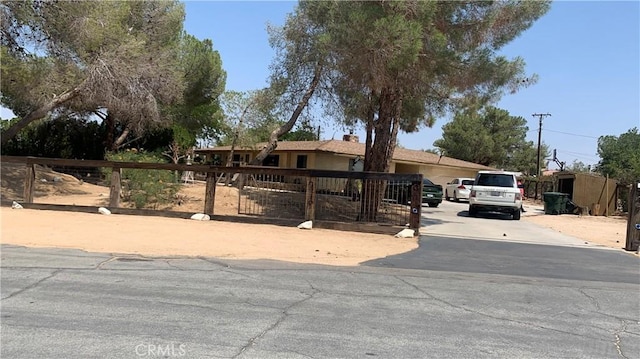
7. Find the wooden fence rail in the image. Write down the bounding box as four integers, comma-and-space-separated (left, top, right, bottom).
1, 156, 423, 234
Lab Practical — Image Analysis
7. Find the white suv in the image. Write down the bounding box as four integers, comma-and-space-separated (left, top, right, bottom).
469, 171, 523, 220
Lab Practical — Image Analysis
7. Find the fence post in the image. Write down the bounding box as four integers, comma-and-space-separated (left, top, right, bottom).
625, 182, 640, 252
204, 172, 216, 215
23, 163, 36, 203
410, 180, 422, 233
305, 177, 316, 221
109, 167, 121, 208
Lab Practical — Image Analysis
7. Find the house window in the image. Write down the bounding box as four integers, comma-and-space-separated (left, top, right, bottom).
296, 155, 308, 169
349, 157, 364, 172
262, 155, 280, 167
232, 154, 241, 167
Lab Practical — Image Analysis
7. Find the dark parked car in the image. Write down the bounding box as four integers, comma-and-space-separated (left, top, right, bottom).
422, 178, 443, 207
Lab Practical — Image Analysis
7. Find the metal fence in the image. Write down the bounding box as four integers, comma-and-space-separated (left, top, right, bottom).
237, 174, 415, 226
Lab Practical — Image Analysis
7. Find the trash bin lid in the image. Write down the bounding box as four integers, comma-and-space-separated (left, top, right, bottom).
543, 192, 569, 196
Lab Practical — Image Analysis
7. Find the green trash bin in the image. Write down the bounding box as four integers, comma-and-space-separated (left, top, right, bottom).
543, 192, 570, 215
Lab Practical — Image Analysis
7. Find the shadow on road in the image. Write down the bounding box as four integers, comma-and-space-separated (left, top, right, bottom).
361, 236, 640, 284
457, 210, 513, 220
420, 216, 462, 227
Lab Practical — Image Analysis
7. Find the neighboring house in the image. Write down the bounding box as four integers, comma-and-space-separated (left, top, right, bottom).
196, 135, 493, 187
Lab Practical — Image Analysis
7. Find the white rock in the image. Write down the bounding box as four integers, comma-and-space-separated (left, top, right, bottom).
297, 220, 313, 229
98, 207, 111, 215
190, 213, 210, 221
11, 201, 23, 209
394, 228, 415, 238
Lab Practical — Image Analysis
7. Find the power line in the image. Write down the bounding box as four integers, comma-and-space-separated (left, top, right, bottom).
556, 149, 598, 157
544, 128, 599, 139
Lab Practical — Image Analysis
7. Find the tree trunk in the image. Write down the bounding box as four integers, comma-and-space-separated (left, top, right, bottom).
248, 63, 322, 166
1, 86, 83, 146
102, 112, 115, 152
112, 124, 131, 151
360, 87, 402, 221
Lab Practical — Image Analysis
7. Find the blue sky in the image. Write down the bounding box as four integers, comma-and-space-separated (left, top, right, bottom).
182, 0, 640, 169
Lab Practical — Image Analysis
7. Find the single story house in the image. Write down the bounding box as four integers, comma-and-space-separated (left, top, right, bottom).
195, 135, 493, 187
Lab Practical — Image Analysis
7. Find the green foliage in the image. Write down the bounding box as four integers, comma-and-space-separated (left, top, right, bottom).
506, 141, 550, 176
105, 151, 180, 209
167, 34, 227, 145
217, 90, 284, 147
281, 121, 318, 141
434, 106, 549, 174
596, 128, 640, 184
1, 0, 187, 143
1, 116, 105, 160
278, 1, 551, 172
565, 160, 592, 173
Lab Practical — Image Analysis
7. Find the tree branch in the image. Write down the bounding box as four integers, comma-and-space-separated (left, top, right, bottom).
1, 85, 84, 145
249, 63, 323, 165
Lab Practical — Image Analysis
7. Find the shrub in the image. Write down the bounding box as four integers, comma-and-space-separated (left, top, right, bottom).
104, 150, 181, 209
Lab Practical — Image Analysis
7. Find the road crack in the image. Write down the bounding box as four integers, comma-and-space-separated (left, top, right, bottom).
613, 320, 630, 359
231, 288, 319, 358
577, 287, 601, 311
95, 256, 118, 270
1, 269, 62, 300
394, 275, 606, 341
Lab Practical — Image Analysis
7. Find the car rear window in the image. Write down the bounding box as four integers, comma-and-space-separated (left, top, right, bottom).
423, 179, 435, 186
462, 180, 474, 186
476, 174, 515, 187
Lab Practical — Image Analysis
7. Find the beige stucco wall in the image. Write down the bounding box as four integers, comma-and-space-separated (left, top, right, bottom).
314, 153, 351, 171
419, 165, 479, 187
198, 151, 483, 189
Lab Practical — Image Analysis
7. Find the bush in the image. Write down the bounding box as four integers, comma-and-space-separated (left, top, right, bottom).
104, 150, 181, 209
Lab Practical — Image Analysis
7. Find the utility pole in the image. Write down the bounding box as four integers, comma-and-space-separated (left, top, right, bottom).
532, 113, 551, 200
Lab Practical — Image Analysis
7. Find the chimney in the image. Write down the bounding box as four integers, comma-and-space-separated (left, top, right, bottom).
342, 131, 359, 143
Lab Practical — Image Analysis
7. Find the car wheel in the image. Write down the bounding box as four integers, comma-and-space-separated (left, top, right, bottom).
469, 206, 477, 217
512, 209, 521, 220
445, 190, 450, 201
453, 192, 459, 202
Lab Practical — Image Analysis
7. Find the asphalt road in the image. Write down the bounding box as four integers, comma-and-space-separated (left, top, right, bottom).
2, 203, 639, 359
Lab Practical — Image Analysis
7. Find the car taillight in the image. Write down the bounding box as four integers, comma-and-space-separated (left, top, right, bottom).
470, 190, 476, 198
457, 185, 465, 189
515, 193, 522, 201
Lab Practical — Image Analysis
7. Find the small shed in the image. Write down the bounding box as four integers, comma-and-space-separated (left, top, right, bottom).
554, 171, 618, 216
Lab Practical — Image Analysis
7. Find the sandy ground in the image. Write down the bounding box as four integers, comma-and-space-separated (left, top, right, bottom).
523, 208, 630, 250
0, 208, 418, 266
1, 165, 634, 264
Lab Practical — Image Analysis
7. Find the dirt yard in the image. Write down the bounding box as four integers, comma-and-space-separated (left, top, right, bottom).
1, 164, 635, 265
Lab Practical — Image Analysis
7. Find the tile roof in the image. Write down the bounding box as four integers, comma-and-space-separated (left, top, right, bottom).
198, 140, 493, 170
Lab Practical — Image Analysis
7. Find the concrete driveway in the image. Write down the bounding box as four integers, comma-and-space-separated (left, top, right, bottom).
420, 199, 606, 248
